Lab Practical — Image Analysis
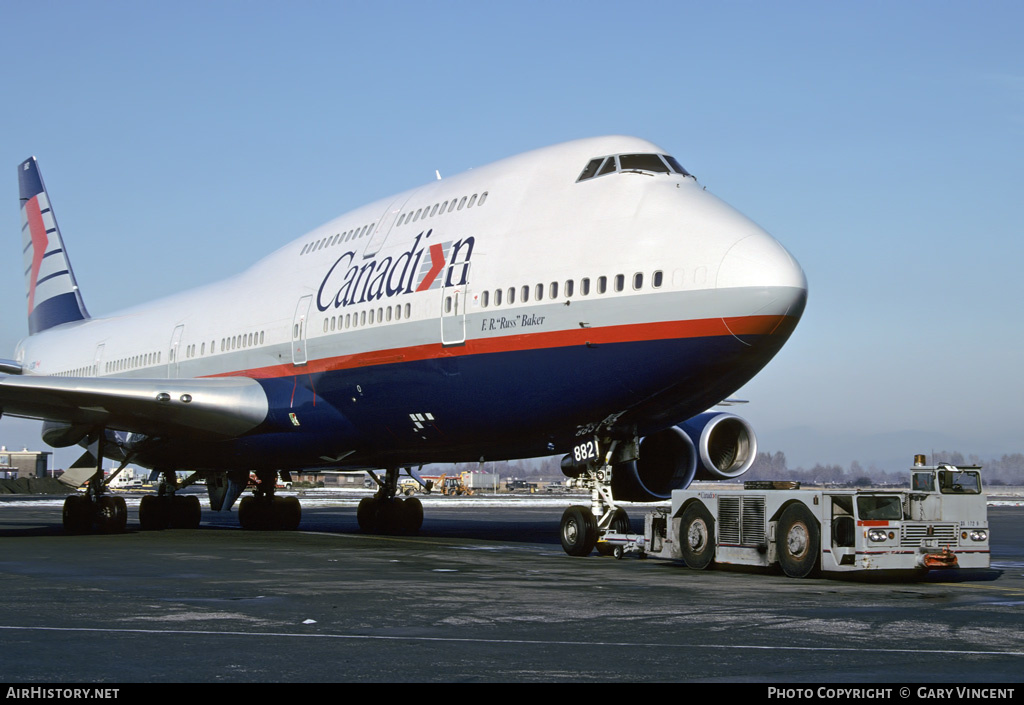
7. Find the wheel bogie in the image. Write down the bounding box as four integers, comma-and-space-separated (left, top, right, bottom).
357, 496, 423, 535
62, 494, 128, 534
238, 495, 302, 531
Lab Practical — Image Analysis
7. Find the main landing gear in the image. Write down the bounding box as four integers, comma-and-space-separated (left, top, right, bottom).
138, 470, 202, 531
559, 436, 634, 557
357, 467, 424, 535
62, 431, 128, 534
238, 471, 301, 531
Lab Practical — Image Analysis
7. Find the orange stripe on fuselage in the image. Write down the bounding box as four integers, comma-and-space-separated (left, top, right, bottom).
211, 314, 791, 381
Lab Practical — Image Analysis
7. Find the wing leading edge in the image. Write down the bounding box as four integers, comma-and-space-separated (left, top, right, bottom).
0, 375, 269, 440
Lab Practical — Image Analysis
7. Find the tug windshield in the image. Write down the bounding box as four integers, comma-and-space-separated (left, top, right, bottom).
857, 495, 903, 521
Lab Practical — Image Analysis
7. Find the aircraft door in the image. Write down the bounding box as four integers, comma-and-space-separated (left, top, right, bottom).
440, 263, 470, 347
363, 191, 418, 260
168, 325, 184, 378
292, 295, 312, 366
93, 343, 104, 377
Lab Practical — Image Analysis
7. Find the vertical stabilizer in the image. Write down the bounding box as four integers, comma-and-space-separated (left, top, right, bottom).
19, 157, 89, 335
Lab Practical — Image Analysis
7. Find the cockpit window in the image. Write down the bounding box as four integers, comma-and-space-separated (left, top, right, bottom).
577, 158, 603, 182
597, 156, 617, 176
576, 153, 691, 182
619, 153, 671, 173
663, 155, 692, 177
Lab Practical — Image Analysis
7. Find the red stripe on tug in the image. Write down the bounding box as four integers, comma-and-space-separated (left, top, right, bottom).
214, 313, 793, 381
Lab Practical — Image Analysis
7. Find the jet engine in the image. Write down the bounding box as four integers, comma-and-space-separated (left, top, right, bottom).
678, 412, 758, 482
562, 412, 758, 502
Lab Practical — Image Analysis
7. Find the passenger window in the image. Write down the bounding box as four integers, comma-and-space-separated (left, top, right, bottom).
633, 273, 643, 290
507, 287, 516, 304
653, 270, 663, 288
564, 280, 574, 297
521, 285, 529, 303
494, 289, 502, 306
478, 192, 488, 205
598, 276, 607, 294
535, 283, 543, 301
581, 278, 590, 296
481, 290, 489, 308
549, 282, 558, 299
614, 274, 624, 292
468, 194, 477, 208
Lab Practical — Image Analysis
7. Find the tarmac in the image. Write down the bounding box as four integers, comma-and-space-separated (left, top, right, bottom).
0, 491, 1022, 684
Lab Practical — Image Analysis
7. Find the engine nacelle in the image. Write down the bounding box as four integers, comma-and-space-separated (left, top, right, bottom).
610, 426, 699, 502
41, 420, 93, 448
678, 412, 758, 481
563, 413, 758, 502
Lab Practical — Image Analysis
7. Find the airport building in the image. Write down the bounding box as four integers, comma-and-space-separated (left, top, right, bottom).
0, 447, 52, 480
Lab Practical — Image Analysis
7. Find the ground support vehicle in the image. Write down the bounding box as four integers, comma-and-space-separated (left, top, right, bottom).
596, 458, 990, 577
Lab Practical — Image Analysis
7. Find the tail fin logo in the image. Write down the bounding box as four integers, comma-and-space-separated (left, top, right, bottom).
24, 193, 52, 314
17, 157, 89, 335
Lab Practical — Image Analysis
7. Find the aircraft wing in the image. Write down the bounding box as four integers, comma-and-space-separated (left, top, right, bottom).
0, 375, 269, 440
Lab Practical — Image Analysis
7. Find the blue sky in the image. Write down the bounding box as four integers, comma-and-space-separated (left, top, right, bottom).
1, 1, 1021, 470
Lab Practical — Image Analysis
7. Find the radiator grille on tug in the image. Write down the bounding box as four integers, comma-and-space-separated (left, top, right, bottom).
719, 496, 766, 546
900, 523, 958, 548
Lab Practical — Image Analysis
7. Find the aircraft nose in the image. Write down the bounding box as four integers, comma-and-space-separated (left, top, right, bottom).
716, 232, 807, 293
716, 232, 807, 345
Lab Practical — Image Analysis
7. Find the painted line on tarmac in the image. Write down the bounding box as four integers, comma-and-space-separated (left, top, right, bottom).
1, 625, 1022, 658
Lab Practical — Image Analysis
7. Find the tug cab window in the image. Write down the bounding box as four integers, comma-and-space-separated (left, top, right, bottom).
938, 468, 982, 494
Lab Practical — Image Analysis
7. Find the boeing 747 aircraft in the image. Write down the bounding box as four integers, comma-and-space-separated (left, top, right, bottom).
1, 136, 806, 555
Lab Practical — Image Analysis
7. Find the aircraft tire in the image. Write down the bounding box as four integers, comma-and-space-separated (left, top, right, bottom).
357, 497, 378, 532
560, 505, 598, 557
238, 496, 263, 530
400, 496, 423, 535
170, 495, 202, 530
680, 502, 716, 570
275, 496, 301, 531
62, 495, 92, 534
777, 503, 820, 578
96, 495, 128, 534
377, 497, 403, 534
139, 495, 169, 531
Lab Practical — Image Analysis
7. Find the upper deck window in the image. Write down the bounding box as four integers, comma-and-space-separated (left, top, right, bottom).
576, 153, 691, 182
